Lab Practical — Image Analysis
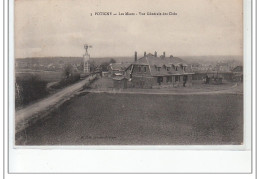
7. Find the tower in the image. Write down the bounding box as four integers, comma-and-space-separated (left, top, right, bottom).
83, 44, 92, 73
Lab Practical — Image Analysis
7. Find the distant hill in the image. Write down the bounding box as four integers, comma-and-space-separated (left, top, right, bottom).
15, 57, 83, 65
15, 55, 243, 66
15, 56, 135, 65
179, 55, 243, 65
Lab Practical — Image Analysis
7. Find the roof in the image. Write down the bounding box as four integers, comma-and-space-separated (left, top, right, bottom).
233, 73, 243, 77
132, 53, 193, 76
232, 66, 243, 72
194, 70, 232, 74
134, 53, 187, 66
109, 63, 131, 71
191, 62, 201, 66
112, 76, 127, 81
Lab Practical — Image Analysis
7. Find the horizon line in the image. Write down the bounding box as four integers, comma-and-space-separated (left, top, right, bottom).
15, 54, 243, 59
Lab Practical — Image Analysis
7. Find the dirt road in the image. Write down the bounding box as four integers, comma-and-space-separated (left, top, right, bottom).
15, 75, 96, 133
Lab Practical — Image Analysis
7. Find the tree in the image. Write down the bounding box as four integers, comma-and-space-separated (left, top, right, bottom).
109, 58, 116, 64
15, 74, 48, 108
63, 64, 74, 79
89, 60, 97, 72
100, 62, 110, 71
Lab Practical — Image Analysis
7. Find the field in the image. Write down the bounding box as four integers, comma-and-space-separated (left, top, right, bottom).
16, 92, 243, 145
16, 71, 63, 82
88, 77, 243, 94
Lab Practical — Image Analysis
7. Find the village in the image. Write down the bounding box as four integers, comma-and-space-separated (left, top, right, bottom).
75, 45, 243, 93
15, 43, 243, 91
14, 45, 243, 113
100, 52, 243, 90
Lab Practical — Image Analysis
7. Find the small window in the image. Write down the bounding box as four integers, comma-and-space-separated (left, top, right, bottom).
183, 75, 188, 81
157, 76, 163, 84
166, 76, 172, 82
144, 66, 147, 72
157, 67, 161, 71
175, 67, 178, 71
138, 66, 141, 72
175, 76, 179, 82
166, 67, 170, 71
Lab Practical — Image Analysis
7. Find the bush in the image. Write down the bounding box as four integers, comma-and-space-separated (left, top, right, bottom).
15, 74, 49, 108
50, 63, 80, 89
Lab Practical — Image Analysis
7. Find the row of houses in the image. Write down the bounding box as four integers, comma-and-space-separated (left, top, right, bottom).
190, 66, 243, 82
106, 52, 243, 89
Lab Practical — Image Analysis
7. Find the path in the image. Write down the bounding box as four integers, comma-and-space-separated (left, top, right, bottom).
15, 75, 96, 134
83, 88, 242, 95
84, 80, 243, 95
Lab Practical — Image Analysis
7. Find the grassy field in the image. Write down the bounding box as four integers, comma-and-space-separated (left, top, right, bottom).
16, 71, 64, 82
16, 92, 243, 145
89, 77, 242, 94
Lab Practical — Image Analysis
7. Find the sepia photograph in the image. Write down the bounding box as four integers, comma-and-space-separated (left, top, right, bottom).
14, 0, 244, 146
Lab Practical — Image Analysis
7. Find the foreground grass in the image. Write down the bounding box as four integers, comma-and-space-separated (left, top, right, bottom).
16, 93, 243, 145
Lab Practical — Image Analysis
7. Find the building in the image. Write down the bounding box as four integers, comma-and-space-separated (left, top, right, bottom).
192, 71, 233, 81
125, 52, 194, 88
231, 66, 243, 82
232, 65, 243, 73
108, 63, 131, 76
191, 62, 234, 82
113, 76, 128, 89
15, 61, 29, 69
102, 71, 109, 77
215, 62, 231, 72
190, 63, 201, 72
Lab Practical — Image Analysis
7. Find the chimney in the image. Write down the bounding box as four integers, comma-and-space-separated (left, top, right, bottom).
135, 51, 137, 62
163, 52, 166, 58
144, 51, 146, 57
154, 51, 157, 57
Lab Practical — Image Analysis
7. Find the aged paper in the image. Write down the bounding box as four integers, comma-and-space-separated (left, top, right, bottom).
10, 0, 252, 174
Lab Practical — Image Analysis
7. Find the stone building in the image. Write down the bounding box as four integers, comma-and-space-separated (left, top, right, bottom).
125, 52, 194, 88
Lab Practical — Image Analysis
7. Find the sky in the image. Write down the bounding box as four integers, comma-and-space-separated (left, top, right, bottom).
15, 0, 243, 58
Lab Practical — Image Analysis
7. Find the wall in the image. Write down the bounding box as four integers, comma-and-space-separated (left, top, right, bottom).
131, 76, 156, 88
113, 79, 127, 89
155, 75, 193, 88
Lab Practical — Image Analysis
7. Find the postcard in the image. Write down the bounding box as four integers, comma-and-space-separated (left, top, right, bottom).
9, 0, 253, 174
